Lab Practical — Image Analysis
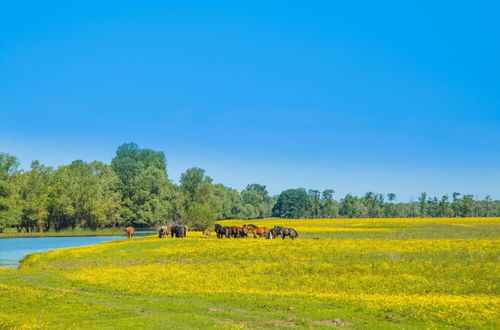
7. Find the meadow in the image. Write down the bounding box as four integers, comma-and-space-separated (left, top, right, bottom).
0, 218, 498, 329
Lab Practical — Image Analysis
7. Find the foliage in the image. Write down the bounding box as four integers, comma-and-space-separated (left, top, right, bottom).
1, 143, 500, 232
112, 143, 175, 227
0, 153, 20, 232
272, 188, 309, 218
47, 160, 122, 230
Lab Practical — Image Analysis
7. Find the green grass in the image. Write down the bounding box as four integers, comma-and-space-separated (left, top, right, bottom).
0, 218, 498, 329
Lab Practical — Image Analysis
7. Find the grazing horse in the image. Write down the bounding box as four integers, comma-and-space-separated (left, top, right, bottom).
266, 227, 279, 239
201, 229, 211, 238
245, 224, 269, 238
125, 226, 135, 238
273, 226, 298, 240
229, 226, 247, 238
241, 225, 249, 238
214, 224, 231, 239
158, 225, 172, 238
170, 225, 188, 238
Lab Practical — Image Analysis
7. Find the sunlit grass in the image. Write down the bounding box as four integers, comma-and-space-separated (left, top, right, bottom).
0, 217, 499, 328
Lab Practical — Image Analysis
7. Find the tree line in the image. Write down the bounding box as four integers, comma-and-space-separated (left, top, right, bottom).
0, 143, 498, 232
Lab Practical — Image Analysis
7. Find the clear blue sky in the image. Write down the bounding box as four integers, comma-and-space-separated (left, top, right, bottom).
1, 1, 499, 200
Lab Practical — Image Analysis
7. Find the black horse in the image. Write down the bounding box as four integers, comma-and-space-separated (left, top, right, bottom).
266, 227, 279, 239
214, 224, 231, 239
273, 226, 298, 240
170, 225, 188, 238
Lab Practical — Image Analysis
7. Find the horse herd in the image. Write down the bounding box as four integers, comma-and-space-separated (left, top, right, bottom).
214, 224, 298, 240
124, 224, 299, 240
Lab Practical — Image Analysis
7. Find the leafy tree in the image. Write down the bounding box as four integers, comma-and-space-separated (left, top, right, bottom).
0, 153, 20, 232
320, 189, 338, 218
452, 192, 461, 217
48, 161, 122, 230
339, 194, 366, 218
272, 188, 309, 218
307, 189, 321, 218
362, 192, 384, 218
17, 161, 52, 232
418, 192, 427, 217
212, 184, 246, 219
242, 184, 272, 218
111, 143, 173, 226
180, 167, 218, 228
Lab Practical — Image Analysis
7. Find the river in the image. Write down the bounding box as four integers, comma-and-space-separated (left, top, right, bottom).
0, 236, 126, 268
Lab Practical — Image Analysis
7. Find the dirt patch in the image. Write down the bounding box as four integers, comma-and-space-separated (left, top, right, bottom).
208, 307, 223, 312
274, 321, 297, 327
314, 319, 350, 327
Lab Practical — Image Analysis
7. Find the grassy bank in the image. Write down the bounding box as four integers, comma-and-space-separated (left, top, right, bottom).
0, 218, 498, 329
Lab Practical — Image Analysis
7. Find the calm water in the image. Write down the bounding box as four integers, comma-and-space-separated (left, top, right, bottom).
0, 236, 123, 268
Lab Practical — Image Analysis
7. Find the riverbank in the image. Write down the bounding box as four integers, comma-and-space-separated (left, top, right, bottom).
0, 228, 148, 238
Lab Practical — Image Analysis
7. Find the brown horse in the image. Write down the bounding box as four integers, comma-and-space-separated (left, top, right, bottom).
229, 226, 247, 238
244, 224, 269, 238
125, 226, 135, 238
201, 229, 211, 238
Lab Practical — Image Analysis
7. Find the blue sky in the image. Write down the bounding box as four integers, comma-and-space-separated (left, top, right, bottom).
1, 1, 499, 200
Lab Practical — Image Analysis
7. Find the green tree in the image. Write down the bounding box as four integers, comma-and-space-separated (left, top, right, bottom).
418, 192, 427, 217
307, 189, 321, 218
362, 192, 384, 218
242, 184, 272, 218
17, 161, 52, 232
452, 192, 461, 217
111, 143, 173, 226
339, 194, 366, 218
0, 153, 20, 232
180, 168, 218, 228
320, 189, 338, 218
272, 188, 309, 218
48, 160, 122, 230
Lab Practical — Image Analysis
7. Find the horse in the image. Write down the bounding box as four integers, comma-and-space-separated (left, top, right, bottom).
170, 225, 188, 238
201, 229, 211, 238
158, 225, 171, 238
241, 225, 249, 238
266, 227, 279, 239
229, 226, 247, 238
244, 224, 269, 238
214, 224, 231, 239
125, 226, 135, 238
273, 226, 298, 240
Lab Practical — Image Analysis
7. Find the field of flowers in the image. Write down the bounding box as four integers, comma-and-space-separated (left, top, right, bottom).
0, 217, 498, 329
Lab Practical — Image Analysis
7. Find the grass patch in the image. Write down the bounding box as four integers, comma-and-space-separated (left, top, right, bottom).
0, 217, 499, 329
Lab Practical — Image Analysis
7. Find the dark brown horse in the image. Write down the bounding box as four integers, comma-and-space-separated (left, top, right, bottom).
125, 226, 135, 238
229, 226, 248, 238
273, 226, 298, 240
214, 224, 231, 238
244, 224, 269, 238
266, 227, 279, 239
171, 225, 188, 238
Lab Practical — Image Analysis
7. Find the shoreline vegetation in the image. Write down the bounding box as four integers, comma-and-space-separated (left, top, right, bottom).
0, 227, 129, 238
2, 216, 499, 239
0, 217, 498, 328
1, 143, 500, 236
